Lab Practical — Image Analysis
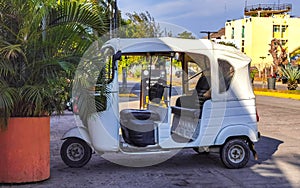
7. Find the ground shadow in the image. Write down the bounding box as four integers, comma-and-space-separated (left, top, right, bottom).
250, 135, 284, 165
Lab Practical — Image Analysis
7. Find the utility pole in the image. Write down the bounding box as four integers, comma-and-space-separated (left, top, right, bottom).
200, 31, 218, 40
114, 0, 118, 37
108, 0, 118, 38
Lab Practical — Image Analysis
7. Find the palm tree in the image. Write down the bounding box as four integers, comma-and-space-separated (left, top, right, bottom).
0, 0, 108, 129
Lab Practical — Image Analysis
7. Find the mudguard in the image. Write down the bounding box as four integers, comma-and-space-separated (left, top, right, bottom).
214, 125, 259, 145
62, 126, 93, 148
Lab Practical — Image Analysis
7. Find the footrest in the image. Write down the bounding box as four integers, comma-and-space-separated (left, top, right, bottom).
121, 119, 155, 147
120, 109, 158, 147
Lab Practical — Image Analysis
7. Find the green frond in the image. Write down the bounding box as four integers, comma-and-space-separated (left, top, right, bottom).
282, 66, 300, 90
0, 43, 26, 62
0, 59, 14, 77
20, 85, 44, 116
0, 0, 109, 129
0, 81, 18, 130
282, 66, 300, 81
49, 1, 108, 35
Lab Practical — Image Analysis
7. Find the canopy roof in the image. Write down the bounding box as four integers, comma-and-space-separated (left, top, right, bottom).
104, 37, 254, 101
104, 37, 251, 69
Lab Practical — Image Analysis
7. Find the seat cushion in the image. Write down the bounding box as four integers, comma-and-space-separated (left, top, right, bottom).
171, 106, 200, 119
126, 119, 155, 132
120, 109, 160, 121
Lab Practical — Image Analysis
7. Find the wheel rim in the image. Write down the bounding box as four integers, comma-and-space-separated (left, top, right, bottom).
66, 143, 85, 161
228, 144, 245, 163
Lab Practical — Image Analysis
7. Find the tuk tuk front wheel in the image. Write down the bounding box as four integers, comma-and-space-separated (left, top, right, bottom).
60, 138, 92, 168
220, 138, 250, 169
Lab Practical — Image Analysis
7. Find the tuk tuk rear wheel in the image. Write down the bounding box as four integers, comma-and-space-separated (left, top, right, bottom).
220, 138, 250, 169
60, 138, 92, 168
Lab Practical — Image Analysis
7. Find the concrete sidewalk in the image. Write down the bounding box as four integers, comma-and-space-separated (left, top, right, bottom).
253, 80, 300, 90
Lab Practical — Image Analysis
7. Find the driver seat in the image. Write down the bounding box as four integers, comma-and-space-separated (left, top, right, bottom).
175, 75, 211, 109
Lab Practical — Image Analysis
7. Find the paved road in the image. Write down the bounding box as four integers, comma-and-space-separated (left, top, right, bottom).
2, 96, 300, 188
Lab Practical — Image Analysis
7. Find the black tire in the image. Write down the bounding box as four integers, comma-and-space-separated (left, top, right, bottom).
60, 138, 92, 168
220, 138, 250, 169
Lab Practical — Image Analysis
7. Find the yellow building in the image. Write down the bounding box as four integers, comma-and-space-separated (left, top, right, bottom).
224, 3, 300, 73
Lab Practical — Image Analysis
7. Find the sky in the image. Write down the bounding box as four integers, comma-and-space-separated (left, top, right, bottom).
118, 0, 300, 38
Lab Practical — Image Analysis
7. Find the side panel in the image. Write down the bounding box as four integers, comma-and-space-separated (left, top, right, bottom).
198, 99, 258, 146
88, 108, 119, 152
214, 125, 259, 145
87, 67, 120, 152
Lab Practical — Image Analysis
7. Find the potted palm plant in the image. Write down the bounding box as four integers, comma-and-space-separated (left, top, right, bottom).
281, 66, 300, 90
0, 0, 107, 183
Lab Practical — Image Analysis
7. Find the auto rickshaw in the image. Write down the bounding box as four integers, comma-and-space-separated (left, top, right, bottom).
60, 37, 260, 169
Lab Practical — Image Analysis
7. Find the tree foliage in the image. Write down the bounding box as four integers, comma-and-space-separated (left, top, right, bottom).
177, 31, 196, 39
269, 38, 289, 67
118, 11, 162, 38
0, 0, 108, 129
218, 41, 238, 49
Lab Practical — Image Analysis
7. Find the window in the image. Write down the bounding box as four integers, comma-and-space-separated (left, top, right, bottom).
273, 25, 280, 32
184, 53, 210, 93
241, 47, 245, 53
186, 61, 204, 93
281, 25, 288, 38
281, 25, 288, 32
242, 26, 245, 38
273, 25, 280, 38
97, 47, 115, 84
218, 59, 234, 93
231, 27, 235, 39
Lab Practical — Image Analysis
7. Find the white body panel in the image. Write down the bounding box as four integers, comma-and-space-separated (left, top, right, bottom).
87, 68, 120, 152
62, 126, 92, 146
157, 98, 258, 149
64, 37, 259, 154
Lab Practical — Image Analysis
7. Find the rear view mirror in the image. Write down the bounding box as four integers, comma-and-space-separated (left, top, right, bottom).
113, 50, 122, 61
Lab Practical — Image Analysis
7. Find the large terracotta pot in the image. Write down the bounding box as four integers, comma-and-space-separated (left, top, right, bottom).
0, 117, 50, 183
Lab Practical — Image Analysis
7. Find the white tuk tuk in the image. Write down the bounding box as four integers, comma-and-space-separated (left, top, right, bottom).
61, 37, 260, 169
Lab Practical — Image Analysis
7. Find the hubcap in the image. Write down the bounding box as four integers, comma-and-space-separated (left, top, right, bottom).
228, 145, 245, 163
67, 143, 85, 161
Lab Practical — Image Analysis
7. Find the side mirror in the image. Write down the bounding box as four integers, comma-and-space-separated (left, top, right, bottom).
175, 52, 180, 61
113, 50, 122, 61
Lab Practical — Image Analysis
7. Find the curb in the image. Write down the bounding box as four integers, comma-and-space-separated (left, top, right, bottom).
254, 90, 300, 100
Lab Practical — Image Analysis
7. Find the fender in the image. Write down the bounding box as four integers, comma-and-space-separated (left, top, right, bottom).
214, 124, 259, 145
62, 126, 93, 148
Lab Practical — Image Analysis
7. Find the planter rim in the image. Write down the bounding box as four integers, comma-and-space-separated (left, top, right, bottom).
9, 116, 50, 119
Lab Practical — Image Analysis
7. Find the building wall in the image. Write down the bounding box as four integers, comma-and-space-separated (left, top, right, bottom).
288, 18, 300, 52
225, 14, 300, 71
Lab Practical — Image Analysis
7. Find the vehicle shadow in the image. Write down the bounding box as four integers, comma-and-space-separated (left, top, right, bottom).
46, 112, 296, 188
44, 135, 294, 188
249, 135, 283, 165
